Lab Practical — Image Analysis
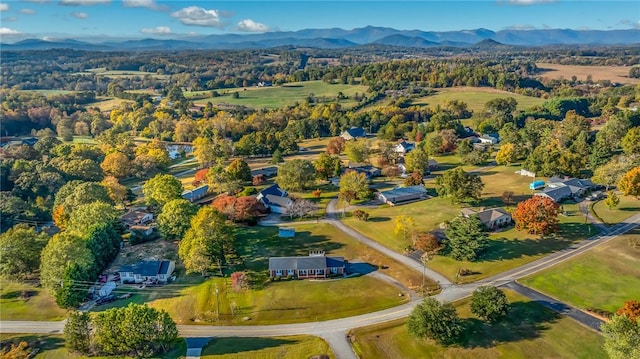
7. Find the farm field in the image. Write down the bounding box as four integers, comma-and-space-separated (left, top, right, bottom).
412, 87, 545, 112
76, 68, 170, 80
350, 290, 606, 359
535, 63, 640, 84
85, 96, 135, 112
19, 89, 77, 96
520, 228, 640, 313
193, 80, 369, 109
591, 194, 640, 225
0, 334, 186, 359
200, 335, 333, 359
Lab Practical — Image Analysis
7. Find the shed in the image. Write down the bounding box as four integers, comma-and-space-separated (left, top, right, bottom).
278, 227, 295, 238
529, 180, 545, 190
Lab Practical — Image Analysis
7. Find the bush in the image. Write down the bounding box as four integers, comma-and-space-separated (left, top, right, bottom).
352, 209, 369, 221
238, 186, 257, 197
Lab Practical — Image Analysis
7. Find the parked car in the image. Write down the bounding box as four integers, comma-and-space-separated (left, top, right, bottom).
118, 293, 132, 299
95, 294, 116, 306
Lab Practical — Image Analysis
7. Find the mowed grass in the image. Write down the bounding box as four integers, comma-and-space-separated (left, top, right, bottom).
201, 335, 333, 359
193, 80, 369, 109
0, 281, 67, 321
521, 228, 640, 313
20, 89, 77, 96
79, 68, 170, 80
412, 87, 544, 112
536, 62, 640, 85
592, 194, 640, 225
94, 224, 410, 325
344, 166, 595, 283
0, 334, 186, 359
350, 290, 606, 359
85, 96, 135, 111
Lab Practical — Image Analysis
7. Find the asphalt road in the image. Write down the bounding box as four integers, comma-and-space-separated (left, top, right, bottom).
2, 209, 639, 359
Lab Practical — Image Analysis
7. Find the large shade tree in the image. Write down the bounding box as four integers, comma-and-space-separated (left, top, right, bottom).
0, 224, 48, 279
275, 159, 316, 192
142, 174, 183, 207
513, 196, 560, 235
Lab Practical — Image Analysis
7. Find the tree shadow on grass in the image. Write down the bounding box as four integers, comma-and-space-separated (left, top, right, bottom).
369, 216, 390, 222
459, 301, 559, 349
0, 335, 66, 353
202, 337, 298, 355
481, 237, 573, 262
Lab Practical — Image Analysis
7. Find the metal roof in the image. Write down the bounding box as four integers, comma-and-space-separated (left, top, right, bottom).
268, 256, 345, 271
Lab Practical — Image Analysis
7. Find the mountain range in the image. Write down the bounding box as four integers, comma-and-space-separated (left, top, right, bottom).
3, 26, 639, 51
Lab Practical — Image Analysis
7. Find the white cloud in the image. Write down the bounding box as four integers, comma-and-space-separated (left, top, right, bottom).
620, 19, 640, 30
237, 19, 270, 32
504, 0, 556, 5
171, 6, 231, 28
0, 27, 22, 35
140, 26, 171, 35
60, 0, 110, 6
0, 3, 9, 12
71, 11, 88, 18
20, 8, 37, 14
21, 0, 52, 3
123, 0, 166, 11
2, 16, 17, 21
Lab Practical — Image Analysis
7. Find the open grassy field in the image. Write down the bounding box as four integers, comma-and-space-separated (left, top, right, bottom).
536, 63, 640, 84
193, 80, 369, 109
92, 224, 412, 325
0, 281, 67, 321
520, 228, 640, 313
201, 335, 333, 359
0, 334, 186, 359
412, 87, 545, 112
344, 166, 595, 283
350, 290, 606, 359
592, 194, 640, 225
77, 68, 170, 80
86, 96, 135, 112
20, 89, 78, 96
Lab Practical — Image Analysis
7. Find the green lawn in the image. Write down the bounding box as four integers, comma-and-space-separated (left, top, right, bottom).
85, 96, 135, 112
193, 80, 369, 109
412, 87, 545, 112
521, 228, 640, 313
93, 224, 413, 325
20, 89, 78, 96
592, 194, 640, 225
0, 334, 186, 359
343, 165, 596, 283
0, 282, 67, 321
350, 290, 606, 359
201, 335, 333, 359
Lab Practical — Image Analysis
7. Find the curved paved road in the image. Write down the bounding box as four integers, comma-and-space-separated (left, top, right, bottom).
2, 211, 639, 358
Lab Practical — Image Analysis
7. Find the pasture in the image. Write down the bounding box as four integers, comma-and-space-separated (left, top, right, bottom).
76, 68, 170, 80
192, 80, 369, 109
0, 281, 67, 321
536, 62, 640, 84
521, 228, 640, 313
201, 335, 333, 359
85, 96, 135, 112
412, 87, 545, 112
350, 290, 606, 359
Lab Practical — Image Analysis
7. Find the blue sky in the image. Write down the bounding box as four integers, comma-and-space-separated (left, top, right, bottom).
0, 1, 638, 40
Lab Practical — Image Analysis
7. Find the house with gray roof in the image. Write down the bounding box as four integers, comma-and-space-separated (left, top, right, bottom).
182, 185, 209, 203
377, 185, 428, 206
394, 140, 415, 155
118, 260, 175, 284
257, 184, 292, 214
534, 177, 594, 202
340, 127, 366, 141
461, 207, 512, 230
268, 251, 346, 279
251, 166, 278, 178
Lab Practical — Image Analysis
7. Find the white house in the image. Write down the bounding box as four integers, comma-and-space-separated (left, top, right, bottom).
478, 134, 499, 144
119, 260, 175, 284
394, 140, 415, 155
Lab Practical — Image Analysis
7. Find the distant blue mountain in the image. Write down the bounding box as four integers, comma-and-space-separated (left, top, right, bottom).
2, 26, 638, 51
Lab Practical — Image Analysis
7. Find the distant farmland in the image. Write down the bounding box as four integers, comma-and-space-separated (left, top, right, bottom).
535, 63, 639, 84
192, 80, 369, 109
413, 86, 545, 112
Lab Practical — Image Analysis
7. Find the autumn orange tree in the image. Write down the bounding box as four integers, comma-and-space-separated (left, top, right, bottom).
513, 196, 560, 235
618, 166, 640, 199
617, 300, 640, 321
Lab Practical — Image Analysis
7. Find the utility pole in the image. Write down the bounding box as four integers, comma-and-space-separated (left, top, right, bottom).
215, 283, 220, 320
